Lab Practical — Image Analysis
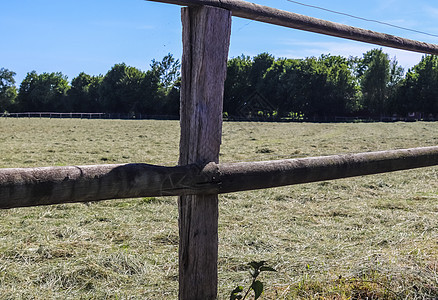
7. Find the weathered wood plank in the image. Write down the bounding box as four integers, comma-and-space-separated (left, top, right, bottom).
0, 163, 215, 208
217, 146, 438, 193
2, 146, 438, 209
178, 5, 232, 300
145, 0, 438, 55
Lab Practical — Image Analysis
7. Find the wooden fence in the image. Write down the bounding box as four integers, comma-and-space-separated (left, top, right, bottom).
2, 0, 438, 299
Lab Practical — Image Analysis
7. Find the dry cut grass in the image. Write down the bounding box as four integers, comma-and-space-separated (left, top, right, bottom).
0, 118, 437, 299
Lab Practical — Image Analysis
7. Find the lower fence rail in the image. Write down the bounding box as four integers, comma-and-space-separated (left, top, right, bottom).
1, 146, 438, 209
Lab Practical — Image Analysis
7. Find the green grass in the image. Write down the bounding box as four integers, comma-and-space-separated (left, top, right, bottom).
0, 118, 437, 299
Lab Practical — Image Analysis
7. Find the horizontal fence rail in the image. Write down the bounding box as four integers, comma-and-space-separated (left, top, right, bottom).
1, 112, 180, 120
2, 146, 438, 209
3, 112, 106, 119
146, 0, 438, 55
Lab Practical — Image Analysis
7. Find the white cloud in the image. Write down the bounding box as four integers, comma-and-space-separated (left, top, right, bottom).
382, 48, 424, 70
274, 39, 376, 59
423, 5, 438, 18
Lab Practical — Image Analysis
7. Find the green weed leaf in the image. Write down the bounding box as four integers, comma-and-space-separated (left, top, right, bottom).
248, 261, 265, 270
229, 286, 243, 300
231, 261, 277, 299
260, 266, 277, 272
252, 280, 264, 299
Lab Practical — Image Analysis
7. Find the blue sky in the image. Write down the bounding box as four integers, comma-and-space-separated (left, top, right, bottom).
2, 0, 438, 84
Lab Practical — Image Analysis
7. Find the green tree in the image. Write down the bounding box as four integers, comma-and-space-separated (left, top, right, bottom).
224, 53, 276, 117
149, 53, 181, 115
392, 70, 416, 114
319, 54, 360, 116
396, 55, 438, 115
277, 57, 320, 116
68, 72, 103, 112
224, 55, 253, 116
358, 49, 392, 116
100, 55, 180, 115
385, 57, 405, 114
388, 57, 404, 94
262, 58, 300, 115
150, 53, 180, 94
0, 68, 17, 112
160, 76, 180, 115
249, 52, 275, 90
99, 63, 145, 113
224, 53, 360, 119
265, 55, 359, 118
16, 71, 69, 112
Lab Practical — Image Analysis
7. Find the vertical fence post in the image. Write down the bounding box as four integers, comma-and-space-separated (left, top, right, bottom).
179, 5, 231, 300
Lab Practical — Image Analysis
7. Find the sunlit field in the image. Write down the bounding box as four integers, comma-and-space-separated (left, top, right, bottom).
0, 118, 437, 299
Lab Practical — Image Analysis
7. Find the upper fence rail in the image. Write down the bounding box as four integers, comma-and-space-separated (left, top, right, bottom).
146, 0, 438, 55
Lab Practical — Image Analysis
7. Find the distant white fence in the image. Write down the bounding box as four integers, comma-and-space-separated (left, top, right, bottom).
3, 112, 104, 119
2, 112, 179, 120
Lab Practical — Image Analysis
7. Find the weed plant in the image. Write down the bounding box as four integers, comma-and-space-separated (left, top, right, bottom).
0, 118, 437, 299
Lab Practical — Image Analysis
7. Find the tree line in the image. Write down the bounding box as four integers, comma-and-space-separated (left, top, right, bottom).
0, 54, 181, 116
1, 49, 438, 119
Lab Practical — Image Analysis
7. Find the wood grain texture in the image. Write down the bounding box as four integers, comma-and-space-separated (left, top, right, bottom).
0, 163, 215, 208
217, 146, 438, 193
178, 5, 231, 300
145, 0, 438, 55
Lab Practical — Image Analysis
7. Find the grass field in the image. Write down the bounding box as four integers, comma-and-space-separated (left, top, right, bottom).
0, 118, 437, 299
